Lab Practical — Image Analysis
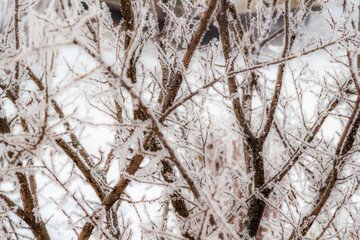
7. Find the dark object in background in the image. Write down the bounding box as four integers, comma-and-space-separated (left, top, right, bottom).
102, 0, 219, 45
101, 0, 322, 45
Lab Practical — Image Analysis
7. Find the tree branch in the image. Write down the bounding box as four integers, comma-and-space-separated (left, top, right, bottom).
260, 0, 290, 143
0, 193, 50, 240
55, 138, 106, 200
78, 154, 144, 240
161, 0, 218, 111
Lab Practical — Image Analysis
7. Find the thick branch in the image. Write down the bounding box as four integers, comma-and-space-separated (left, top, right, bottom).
55, 138, 106, 200
260, 0, 290, 143
120, 0, 134, 48
161, 0, 218, 111
0, 193, 50, 240
217, 0, 255, 140
17, 172, 51, 240
120, 0, 137, 83
217, 1, 264, 237
78, 154, 144, 240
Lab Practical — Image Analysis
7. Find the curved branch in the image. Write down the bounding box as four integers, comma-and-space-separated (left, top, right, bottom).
161, 0, 218, 111
0, 188, 50, 240
260, 0, 291, 143
78, 154, 144, 240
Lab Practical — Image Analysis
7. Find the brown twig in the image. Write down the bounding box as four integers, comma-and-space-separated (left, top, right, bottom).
55, 138, 106, 200
260, 0, 291, 143
161, 0, 218, 111
0, 193, 50, 240
78, 154, 144, 240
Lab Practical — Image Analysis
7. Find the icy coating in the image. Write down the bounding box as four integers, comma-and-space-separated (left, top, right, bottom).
0, 0, 360, 239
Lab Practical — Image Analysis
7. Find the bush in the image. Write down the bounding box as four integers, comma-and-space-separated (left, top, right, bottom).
0, 0, 360, 239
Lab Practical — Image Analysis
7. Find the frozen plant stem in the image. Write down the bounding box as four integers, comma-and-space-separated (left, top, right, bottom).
217, 0, 292, 237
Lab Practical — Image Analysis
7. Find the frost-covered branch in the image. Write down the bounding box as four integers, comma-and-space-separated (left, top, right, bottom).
1, 0, 360, 239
